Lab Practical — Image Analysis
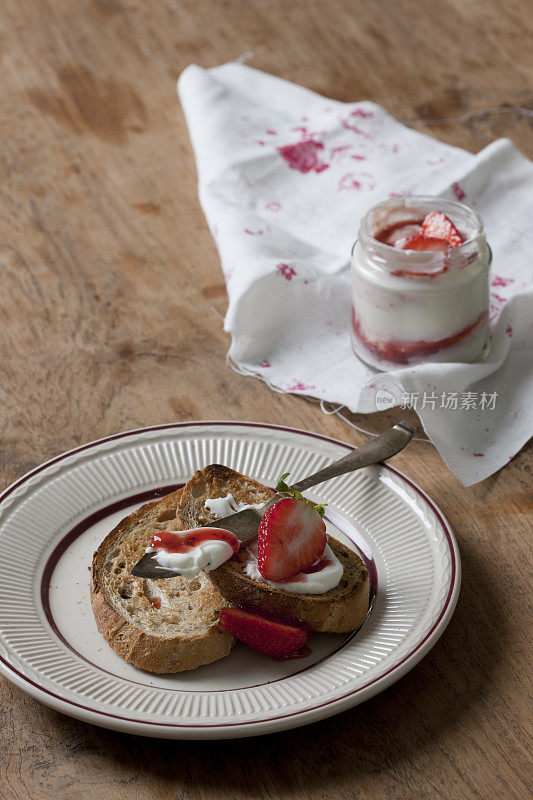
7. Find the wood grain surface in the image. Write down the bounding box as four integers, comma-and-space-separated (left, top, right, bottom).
1, 1, 531, 798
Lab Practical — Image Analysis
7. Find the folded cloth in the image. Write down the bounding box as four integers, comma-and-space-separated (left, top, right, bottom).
178, 62, 533, 486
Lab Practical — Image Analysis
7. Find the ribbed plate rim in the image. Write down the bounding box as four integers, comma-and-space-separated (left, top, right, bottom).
0, 420, 461, 739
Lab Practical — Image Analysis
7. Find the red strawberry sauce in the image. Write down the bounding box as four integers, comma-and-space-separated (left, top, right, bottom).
275, 555, 333, 584
303, 555, 333, 574
150, 528, 239, 554
352, 308, 488, 365
274, 645, 312, 661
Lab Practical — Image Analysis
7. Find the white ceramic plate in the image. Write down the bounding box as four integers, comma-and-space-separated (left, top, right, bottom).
0, 422, 460, 739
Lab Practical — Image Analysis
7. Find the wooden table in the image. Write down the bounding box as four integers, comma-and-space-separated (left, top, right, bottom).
1, 2, 531, 798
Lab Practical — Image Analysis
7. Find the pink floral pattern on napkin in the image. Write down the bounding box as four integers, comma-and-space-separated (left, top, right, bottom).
277, 140, 329, 174
276, 263, 297, 281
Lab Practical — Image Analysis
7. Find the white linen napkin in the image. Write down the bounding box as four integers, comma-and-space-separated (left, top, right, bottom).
178, 62, 533, 486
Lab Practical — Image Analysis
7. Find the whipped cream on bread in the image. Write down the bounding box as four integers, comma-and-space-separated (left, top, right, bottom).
243, 540, 343, 594
148, 539, 235, 578
146, 528, 239, 578
148, 493, 344, 593
204, 493, 264, 517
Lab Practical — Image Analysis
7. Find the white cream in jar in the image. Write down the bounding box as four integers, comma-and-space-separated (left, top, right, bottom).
351, 197, 491, 369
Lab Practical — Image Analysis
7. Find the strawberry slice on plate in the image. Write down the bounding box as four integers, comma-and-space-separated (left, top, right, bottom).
258, 496, 327, 581
219, 607, 309, 659
421, 211, 464, 247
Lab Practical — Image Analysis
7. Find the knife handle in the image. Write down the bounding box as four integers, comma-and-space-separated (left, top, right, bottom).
291, 422, 413, 493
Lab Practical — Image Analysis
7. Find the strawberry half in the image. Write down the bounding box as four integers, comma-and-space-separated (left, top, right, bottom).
219, 607, 309, 658
394, 234, 450, 252
421, 211, 463, 247
257, 496, 327, 581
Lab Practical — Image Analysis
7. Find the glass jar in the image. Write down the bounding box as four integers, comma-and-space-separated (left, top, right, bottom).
351, 196, 491, 370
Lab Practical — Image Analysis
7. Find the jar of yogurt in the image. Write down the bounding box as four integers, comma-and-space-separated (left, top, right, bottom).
351, 196, 491, 370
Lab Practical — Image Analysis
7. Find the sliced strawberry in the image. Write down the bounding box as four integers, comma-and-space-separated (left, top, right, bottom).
394, 234, 450, 252
421, 211, 463, 247
257, 497, 326, 581
219, 607, 309, 658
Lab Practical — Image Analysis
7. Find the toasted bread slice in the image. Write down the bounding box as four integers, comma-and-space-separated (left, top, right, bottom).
175, 463, 276, 526
90, 488, 234, 673
176, 465, 370, 634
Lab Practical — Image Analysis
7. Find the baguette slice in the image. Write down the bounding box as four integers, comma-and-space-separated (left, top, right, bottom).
176, 465, 370, 634
90, 488, 234, 673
